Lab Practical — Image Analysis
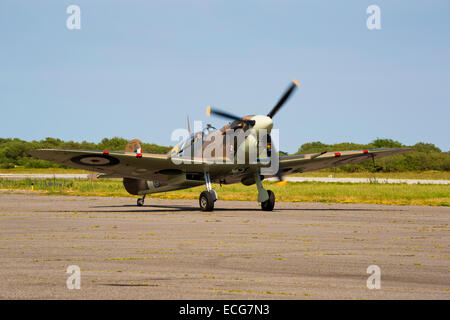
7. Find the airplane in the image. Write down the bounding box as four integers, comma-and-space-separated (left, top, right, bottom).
29, 80, 411, 211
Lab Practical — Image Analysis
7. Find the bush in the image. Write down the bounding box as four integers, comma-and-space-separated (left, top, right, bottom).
0, 137, 171, 169
1, 137, 448, 172
295, 139, 449, 172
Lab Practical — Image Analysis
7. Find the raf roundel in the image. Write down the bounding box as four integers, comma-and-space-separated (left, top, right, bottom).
70, 154, 120, 167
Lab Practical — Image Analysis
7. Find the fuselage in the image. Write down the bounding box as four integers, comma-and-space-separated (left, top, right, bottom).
169, 115, 274, 163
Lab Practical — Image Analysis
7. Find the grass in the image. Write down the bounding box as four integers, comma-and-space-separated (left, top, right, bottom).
0, 178, 448, 206
292, 170, 450, 180
1, 168, 449, 180
0, 168, 88, 174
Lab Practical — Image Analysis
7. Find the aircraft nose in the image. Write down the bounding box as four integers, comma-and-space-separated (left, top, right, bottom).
251, 115, 273, 133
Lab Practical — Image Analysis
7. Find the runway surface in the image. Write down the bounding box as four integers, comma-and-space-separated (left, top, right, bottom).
1, 173, 449, 184
0, 193, 448, 299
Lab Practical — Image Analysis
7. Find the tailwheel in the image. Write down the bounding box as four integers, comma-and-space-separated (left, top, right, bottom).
261, 190, 275, 211
199, 191, 215, 211
137, 195, 145, 207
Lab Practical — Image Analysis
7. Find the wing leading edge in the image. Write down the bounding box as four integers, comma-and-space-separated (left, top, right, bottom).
29, 147, 412, 182
28, 149, 264, 182
278, 148, 411, 175
28, 149, 173, 180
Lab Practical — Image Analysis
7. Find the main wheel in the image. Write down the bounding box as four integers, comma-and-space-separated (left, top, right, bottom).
261, 190, 275, 211
137, 198, 144, 207
199, 191, 215, 211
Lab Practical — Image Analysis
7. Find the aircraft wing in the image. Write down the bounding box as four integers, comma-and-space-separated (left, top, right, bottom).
28, 149, 260, 182
29, 148, 411, 183
278, 148, 412, 175
29, 149, 200, 181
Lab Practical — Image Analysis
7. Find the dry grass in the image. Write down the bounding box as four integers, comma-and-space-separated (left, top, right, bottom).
2, 168, 449, 180
0, 178, 448, 206
291, 170, 450, 180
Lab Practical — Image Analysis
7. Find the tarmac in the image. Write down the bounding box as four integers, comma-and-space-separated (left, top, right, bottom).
0, 192, 448, 299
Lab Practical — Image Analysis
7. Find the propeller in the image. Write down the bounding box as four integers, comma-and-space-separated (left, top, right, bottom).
267, 79, 299, 118
206, 80, 299, 125
206, 79, 300, 186
266, 134, 287, 186
275, 169, 287, 186
187, 115, 191, 136
206, 106, 255, 126
268, 79, 299, 185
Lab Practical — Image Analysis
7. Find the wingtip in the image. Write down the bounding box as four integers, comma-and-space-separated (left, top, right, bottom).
292, 79, 299, 87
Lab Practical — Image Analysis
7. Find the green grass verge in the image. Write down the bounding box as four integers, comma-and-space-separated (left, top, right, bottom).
291, 170, 450, 180
0, 178, 448, 206
0, 168, 88, 174
1, 168, 448, 180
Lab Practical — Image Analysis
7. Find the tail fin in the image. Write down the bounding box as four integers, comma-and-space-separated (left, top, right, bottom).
125, 139, 142, 153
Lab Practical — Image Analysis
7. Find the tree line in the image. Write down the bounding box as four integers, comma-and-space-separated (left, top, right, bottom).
295, 139, 450, 172
0, 137, 171, 169
0, 137, 448, 172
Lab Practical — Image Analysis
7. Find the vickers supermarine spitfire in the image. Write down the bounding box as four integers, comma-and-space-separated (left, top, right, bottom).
29, 80, 410, 211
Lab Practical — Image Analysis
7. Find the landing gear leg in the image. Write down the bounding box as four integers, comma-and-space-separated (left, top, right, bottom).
199, 171, 217, 211
255, 173, 275, 211
137, 194, 146, 207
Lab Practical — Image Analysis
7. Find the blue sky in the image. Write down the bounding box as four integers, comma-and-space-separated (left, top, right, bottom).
1, 0, 449, 152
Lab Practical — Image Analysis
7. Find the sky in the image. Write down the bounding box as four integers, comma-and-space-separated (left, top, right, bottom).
0, 0, 449, 153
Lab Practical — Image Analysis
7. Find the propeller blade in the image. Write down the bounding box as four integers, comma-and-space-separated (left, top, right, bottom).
187, 115, 191, 136
275, 169, 287, 186
267, 79, 299, 119
266, 136, 287, 186
206, 106, 255, 126
206, 106, 241, 121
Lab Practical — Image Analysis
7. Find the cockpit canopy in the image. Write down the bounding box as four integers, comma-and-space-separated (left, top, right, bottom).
172, 124, 217, 157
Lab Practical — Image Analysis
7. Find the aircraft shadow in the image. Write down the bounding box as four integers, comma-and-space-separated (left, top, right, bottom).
100, 283, 160, 287
99, 276, 196, 287
86, 204, 401, 213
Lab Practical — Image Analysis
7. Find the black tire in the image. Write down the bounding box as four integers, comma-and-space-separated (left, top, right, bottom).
137, 198, 144, 207
261, 190, 275, 211
199, 191, 215, 211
